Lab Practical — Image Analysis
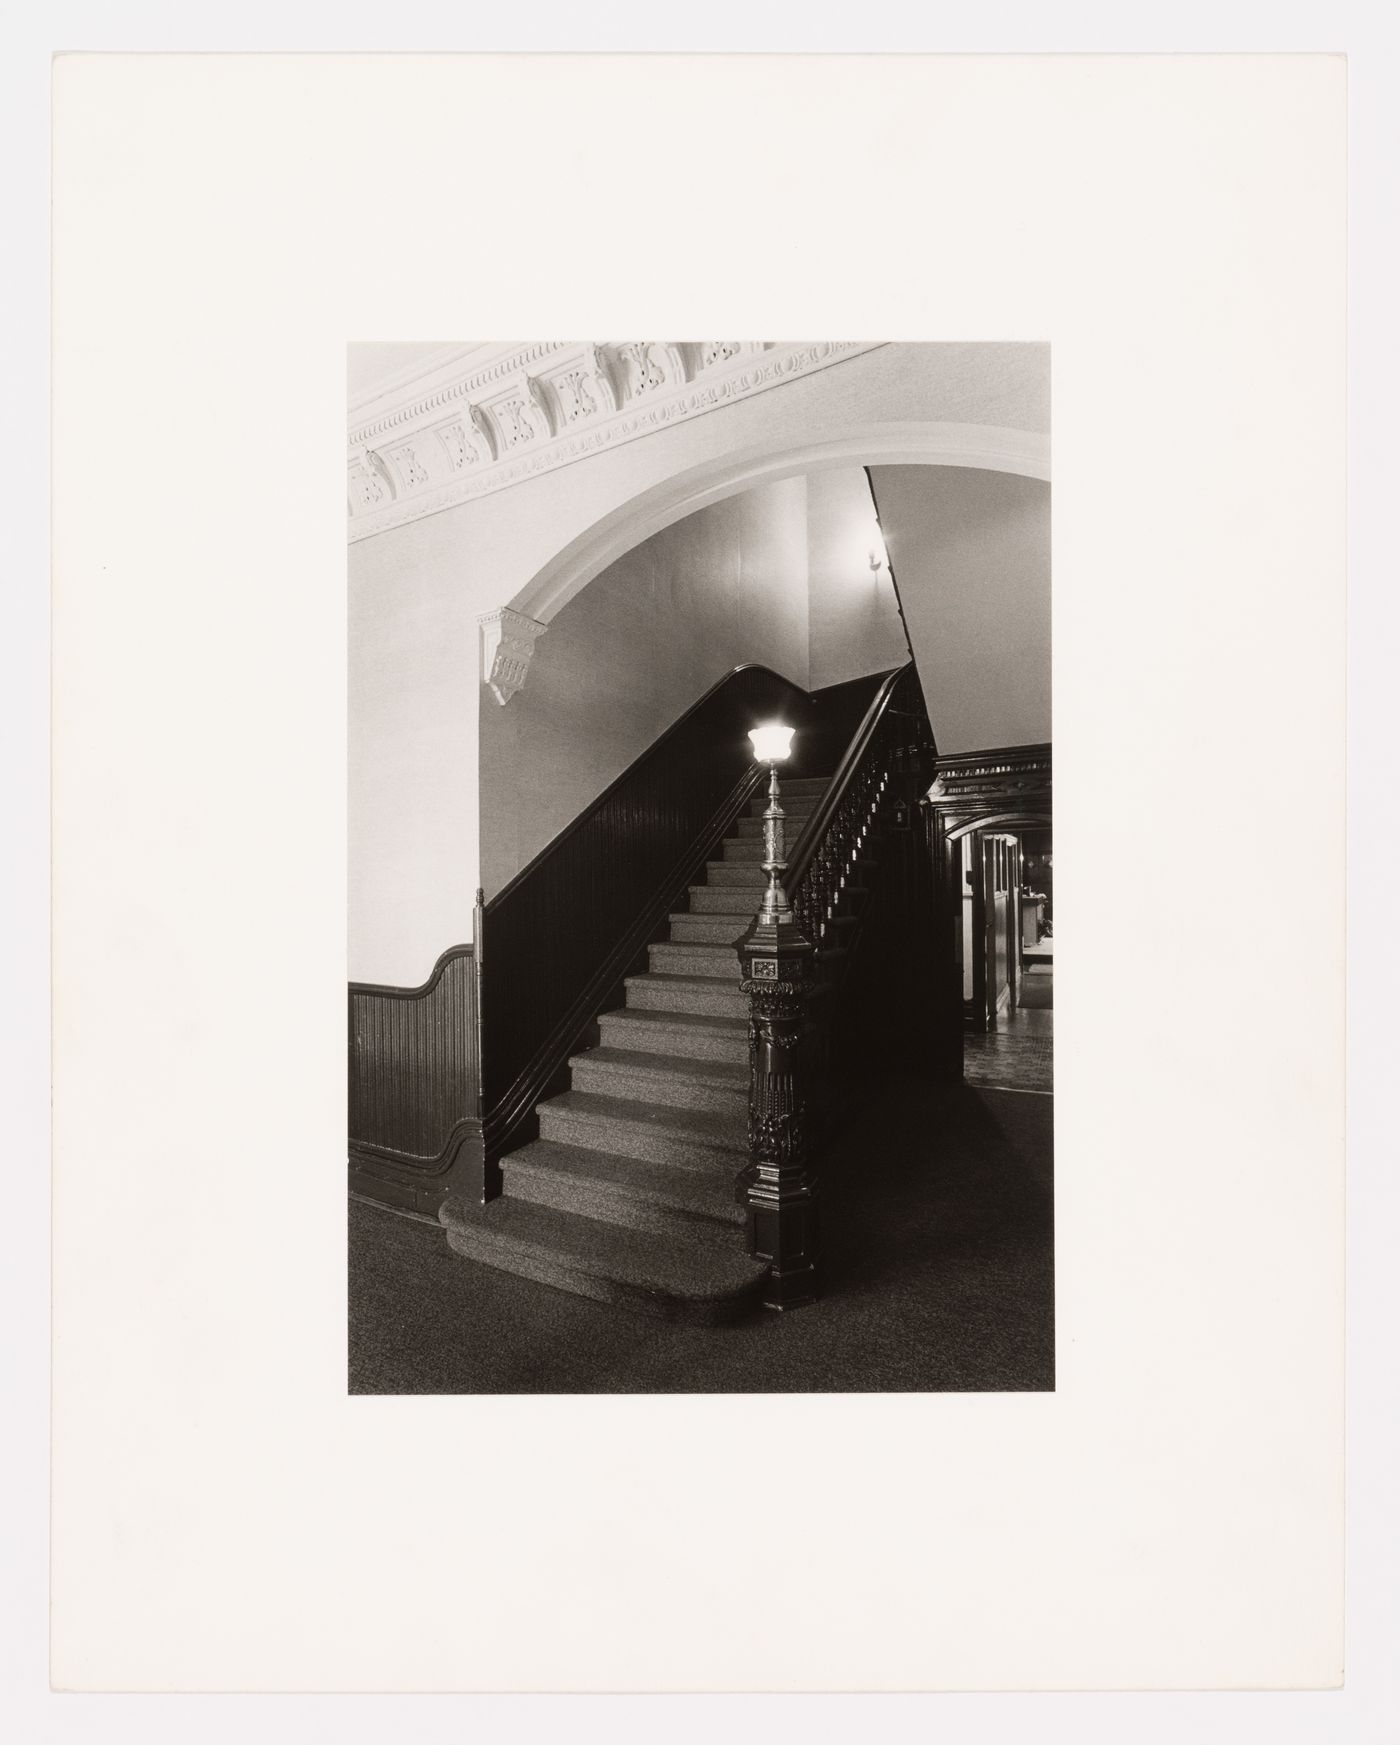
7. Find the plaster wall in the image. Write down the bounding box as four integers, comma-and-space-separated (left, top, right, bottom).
806, 467, 911, 690
869, 465, 1051, 755
478, 477, 810, 901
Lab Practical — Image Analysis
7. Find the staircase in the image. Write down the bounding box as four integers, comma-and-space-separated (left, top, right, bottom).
439, 774, 834, 1323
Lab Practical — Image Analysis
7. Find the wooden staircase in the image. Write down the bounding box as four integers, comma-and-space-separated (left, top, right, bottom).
439, 775, 834, 1322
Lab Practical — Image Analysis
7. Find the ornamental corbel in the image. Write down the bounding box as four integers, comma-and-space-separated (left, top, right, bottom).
585, 344, 620, 414
523, 375, 557, 439
468, 404, 498, 463
479, 607, 547, 706
348, 448, 397, 514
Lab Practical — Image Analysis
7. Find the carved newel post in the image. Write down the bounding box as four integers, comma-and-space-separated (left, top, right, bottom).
736, 723, 819, 1310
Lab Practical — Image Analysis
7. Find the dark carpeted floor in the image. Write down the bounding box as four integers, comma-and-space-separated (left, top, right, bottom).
348, 1078, 1054, 1395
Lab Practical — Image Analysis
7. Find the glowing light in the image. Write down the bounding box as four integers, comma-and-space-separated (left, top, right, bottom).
749, 722, 795, 763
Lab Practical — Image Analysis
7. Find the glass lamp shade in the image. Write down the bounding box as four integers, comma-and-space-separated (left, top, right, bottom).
749, 722, 795, 764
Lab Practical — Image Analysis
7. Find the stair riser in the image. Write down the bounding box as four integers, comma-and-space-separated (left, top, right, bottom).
506, 1165, 744, 1246
704, 863, 767, 888
686, 887, 762, 914
735, 811, 815, 837
598, 1013, 749, 1065
570, 1055, 748, 1116
667, 915, 750, 944
722, 842, 767, 863
648, 942, 741, 979
626, 977, 748, 1019
538, 1104, 745, 1172
747, 787, 827, 814
441, 1219, 759, 1325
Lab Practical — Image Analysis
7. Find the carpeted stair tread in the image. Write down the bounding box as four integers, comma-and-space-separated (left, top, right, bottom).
439, 1194, 768, 1323
647, 939, 742, 978
631, 970, 746, 989
735, 809, 816, 836
504, 1139, 747, 1239
666, 912, 752, 943
568, 1044, 749, 1113
702, 862, 768, 886
624, 971, 748, 1018
599, 1005, 748, 1038
597, 1006, 750, 1064
746, 780, 829, 809
686, 884, 763, 913
537, 1087, 747, 1154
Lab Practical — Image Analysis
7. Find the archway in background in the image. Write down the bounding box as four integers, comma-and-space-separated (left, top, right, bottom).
507, 420, 1050, 625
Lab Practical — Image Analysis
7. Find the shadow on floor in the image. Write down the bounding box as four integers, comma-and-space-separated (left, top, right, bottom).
348, 1077, 1054, 1395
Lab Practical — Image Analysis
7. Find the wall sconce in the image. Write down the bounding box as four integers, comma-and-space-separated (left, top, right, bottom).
748, 722, 796, 923
868, 530, 889, 577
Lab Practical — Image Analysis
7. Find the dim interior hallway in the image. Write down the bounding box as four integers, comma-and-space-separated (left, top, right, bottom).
962, 966, 1054, 1095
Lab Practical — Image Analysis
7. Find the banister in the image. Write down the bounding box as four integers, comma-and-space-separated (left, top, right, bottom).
734, 657, 936, 1307
787, 661, 922, 891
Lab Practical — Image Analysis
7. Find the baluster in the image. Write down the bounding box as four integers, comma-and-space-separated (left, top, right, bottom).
737, 763, 821, 1311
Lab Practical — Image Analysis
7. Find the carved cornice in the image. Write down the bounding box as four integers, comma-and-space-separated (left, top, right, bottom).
925, 743, 1052, 814
348, 340, 886, 542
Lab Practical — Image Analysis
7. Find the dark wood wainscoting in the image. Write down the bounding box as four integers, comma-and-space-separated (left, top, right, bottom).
348, 943, 484, 1216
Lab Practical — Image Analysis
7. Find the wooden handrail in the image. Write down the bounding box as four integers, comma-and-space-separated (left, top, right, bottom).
787, 662, 922, 890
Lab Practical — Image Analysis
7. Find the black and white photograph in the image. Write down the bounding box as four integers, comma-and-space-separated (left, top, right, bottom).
346, 340, 1053, 1392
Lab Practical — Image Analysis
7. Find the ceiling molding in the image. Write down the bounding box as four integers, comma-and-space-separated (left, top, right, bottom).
347, 340, 887, 542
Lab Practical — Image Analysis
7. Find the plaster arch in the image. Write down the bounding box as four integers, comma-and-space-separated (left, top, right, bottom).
507, 420, 1051, 626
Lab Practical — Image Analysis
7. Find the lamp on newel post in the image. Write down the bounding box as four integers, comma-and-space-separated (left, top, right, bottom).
736, 721, 820, 1310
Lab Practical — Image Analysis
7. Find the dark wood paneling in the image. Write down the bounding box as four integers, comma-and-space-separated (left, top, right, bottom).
348, 944, 484, 1213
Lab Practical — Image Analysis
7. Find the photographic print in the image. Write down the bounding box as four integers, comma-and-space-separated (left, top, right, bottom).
46, 49, 1350, 1698
346, 339, 1053, 1393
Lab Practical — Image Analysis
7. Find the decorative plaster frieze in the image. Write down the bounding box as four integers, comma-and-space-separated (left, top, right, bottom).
700, 341, 760, 370
612, 341, 688, 403
479, 607, 547, 705
384, 438, 431, 491
348, 339, 886, 543
542, 342, 619, 427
